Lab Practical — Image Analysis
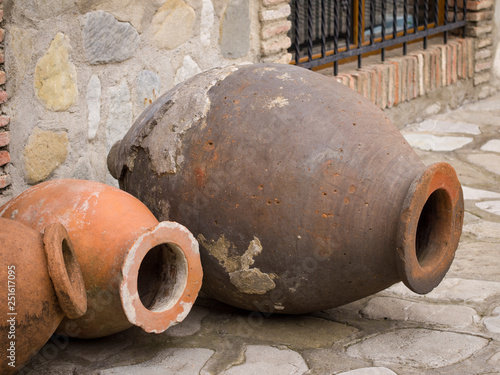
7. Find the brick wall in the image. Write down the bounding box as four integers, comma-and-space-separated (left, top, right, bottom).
259, 0, 292, 63
335, 38, 475, 110
0, 0, 9, 198
464, 0, 496, 97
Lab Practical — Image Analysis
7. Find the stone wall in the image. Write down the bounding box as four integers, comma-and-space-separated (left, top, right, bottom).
0, 1, 8, 197
0, 0, 289, 203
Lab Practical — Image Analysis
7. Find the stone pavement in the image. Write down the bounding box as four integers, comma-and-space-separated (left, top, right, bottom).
25, 94, 500, 374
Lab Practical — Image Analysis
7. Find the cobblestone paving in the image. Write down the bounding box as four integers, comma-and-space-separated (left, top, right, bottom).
28, 94, 500, 374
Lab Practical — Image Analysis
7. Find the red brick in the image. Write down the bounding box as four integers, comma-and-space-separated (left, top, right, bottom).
468, 38, 475, 78
451, 0, 494, 10
467, 10, 493, 21
360, 67, 377, 104
451, 42, 458, 84
388, 60, 401, 105
466, 0, 493, 10
475, 59, 492, 72
261, 21, 291, 40
466, 24, 493, 37
474, 72, 490, 86
0, 174, 11, 189
351, 70, 368, 98
477, 38, 492, 48
0, 151, 9, 166
475, 48, 492, 60
0, 116, 9, 127
262, 0, 288, 6
261, 35, 291, 56
0, 131, 9, 147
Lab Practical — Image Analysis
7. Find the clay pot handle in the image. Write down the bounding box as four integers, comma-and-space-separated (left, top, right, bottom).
396, 162, 464, 294
43, 223, 87, 319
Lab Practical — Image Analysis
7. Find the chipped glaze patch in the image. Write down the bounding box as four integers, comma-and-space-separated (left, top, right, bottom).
198, 234, 277, 294
266, 96, 289, 109
140, 66, 239, 176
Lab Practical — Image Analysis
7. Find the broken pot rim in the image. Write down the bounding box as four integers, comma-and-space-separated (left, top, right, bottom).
120, 221, 203, 334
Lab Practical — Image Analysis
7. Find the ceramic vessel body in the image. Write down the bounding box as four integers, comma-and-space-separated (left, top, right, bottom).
0, 218, 86, 374
0, 179, 202, 338
108, 63, 464, 314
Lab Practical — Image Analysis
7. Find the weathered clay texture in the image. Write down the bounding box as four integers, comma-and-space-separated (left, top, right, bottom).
0, 179, 202, 338
0, 218, 86, 374
108, 64, 464, 314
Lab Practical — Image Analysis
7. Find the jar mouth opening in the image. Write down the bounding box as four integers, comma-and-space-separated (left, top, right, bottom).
415, 188, 453, 269
137, 243, 188, 313
120, 221, 202, 334
396, 162, 464, 294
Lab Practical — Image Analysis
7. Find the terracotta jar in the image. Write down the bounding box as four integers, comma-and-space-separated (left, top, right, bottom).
0, 179, 203, 338
0, 218, 86, 374
107, 63, 464, 314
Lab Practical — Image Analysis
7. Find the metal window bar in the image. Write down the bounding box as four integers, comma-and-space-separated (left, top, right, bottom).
290, 0, 466, 72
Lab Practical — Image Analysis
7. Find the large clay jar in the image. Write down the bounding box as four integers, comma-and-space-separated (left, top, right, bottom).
0, 218, 86, 374
0, 179, 202, 338
107, 63, 464, 314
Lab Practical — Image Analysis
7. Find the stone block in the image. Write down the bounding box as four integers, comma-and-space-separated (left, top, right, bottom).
24, 128, 68, 183
361, 296, 479, 327
174, 56, 201, 85
0, 71, 5, 85
34, 32, 78, 111
87, 75, 101, 140
0, 91, 6, 104
220, 0, 250, 58
84, 11, 140, 63
136, 70, 161, 108
13, 0, 75, 20
223, 346, 308, 374
347, 328, 488, 369
106, 80, 132, 152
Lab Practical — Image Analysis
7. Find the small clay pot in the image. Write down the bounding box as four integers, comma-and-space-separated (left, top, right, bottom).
0, 218, 86, 374
0, 179, 202, 338
107, 63, 464, 314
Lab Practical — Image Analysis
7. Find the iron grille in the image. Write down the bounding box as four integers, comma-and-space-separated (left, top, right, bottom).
290, 0, 467, 74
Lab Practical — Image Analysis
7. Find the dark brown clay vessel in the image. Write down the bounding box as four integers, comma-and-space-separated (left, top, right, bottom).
107, 63, 464, 314
0, 218, 86, 374
0, 179, 203, 338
